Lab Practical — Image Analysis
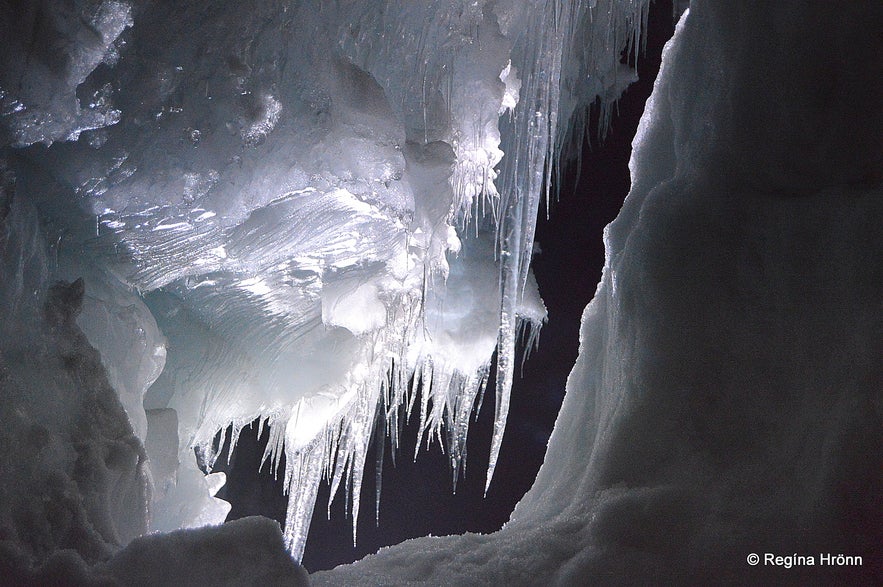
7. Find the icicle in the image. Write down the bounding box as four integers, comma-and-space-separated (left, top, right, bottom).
488, 201, 520, 495
260, 414, 287, 480
348, 445, 365, 547
484, 0, 566, 494
227, 423, 243, 465
282, 438, 326, 562
256, 416, 266, 444
519, 316, 544, 374
326, 431, 349, 518
346, 392, 373, 548
374, 401, 386, 524
415, 363, 432, 461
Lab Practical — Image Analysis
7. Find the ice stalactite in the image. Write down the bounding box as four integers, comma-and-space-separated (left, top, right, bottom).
487, 0, 651, 493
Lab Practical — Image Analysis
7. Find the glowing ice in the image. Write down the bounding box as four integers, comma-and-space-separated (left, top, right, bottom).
1, 0, 652, 561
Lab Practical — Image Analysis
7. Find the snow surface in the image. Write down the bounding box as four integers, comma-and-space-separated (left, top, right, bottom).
1, 0, 881, 584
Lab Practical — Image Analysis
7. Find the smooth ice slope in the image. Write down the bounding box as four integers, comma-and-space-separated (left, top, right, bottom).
317, 1, 882, 583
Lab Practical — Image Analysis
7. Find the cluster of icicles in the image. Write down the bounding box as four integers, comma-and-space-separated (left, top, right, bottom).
178, 0, 651, 561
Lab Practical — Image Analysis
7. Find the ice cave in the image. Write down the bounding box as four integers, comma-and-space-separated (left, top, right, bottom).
0, 0, 880, 584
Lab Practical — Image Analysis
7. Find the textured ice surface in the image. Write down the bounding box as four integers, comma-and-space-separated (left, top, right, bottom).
0, 0, 132, 147
0, 171, 149, 574
0, 0, 652, 562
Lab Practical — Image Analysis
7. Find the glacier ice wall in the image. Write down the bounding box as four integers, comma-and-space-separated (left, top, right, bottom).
0, 166, 149, 574
316, 1, 882, 583
1, 0, 653, 563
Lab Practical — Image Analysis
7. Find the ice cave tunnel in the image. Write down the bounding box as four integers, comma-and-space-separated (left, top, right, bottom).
0, 0, 880, 584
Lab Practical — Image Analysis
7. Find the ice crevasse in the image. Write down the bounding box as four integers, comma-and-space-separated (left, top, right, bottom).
0, 0, 880, 584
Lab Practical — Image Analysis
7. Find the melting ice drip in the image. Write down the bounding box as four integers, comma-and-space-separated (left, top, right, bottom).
1, 0, 649, 561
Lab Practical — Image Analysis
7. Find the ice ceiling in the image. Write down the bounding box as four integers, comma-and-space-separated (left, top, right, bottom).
1, 0, 652, 560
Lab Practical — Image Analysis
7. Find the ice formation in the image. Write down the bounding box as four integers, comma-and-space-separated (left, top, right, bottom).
2, 0, 879, 583
317, 1, 882, 583
1, 0, 653, 565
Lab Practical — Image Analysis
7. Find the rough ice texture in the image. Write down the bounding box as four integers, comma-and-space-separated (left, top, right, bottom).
1, 0, 652, 563
0, 171, 148, 580
316, 1, 882, 584
0, 0, 132, 147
